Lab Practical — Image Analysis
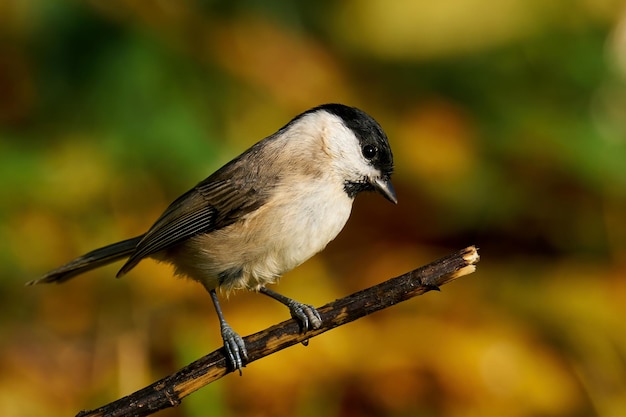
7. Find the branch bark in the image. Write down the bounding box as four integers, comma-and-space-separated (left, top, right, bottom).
77, 246, 480, 417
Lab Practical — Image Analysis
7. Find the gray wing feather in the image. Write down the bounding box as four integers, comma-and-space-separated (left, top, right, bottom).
117, 160, 275, 276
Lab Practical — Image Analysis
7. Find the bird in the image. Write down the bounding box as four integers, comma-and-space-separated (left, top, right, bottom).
28, 103, 397, 373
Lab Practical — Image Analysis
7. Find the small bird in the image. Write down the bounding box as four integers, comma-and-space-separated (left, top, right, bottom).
28, 103, 396, 373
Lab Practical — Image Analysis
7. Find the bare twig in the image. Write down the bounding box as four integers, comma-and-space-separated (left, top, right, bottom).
77, 246, 480, 417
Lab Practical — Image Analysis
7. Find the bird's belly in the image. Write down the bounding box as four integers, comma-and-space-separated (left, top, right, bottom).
164, 186, 353, 292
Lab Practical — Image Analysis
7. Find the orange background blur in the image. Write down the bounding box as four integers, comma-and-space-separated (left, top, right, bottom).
2, 1, 626, 416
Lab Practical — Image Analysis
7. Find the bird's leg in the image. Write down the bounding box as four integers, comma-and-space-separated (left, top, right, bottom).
209, 289, 248, 375
259, 287, 323, 332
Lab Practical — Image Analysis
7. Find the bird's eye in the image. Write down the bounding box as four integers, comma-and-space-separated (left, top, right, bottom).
362, 144, 377, 159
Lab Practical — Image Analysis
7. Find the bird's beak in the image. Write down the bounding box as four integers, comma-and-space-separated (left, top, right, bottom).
372, 177, 398, 204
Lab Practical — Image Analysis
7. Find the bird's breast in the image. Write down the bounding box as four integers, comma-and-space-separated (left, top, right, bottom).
166, 180, 354, 292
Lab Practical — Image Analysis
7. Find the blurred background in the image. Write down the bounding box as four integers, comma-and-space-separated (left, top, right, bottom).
2, 1, 626, 416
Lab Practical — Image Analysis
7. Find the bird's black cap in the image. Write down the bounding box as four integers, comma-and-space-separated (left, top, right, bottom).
308, 103, 394, 179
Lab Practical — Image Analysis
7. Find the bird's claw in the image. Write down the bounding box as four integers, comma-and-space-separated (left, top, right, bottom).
220, 324, 248, 375
287, 301, 323, 332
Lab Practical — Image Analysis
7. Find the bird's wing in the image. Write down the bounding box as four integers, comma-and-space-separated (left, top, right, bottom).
117, 159, 276, 276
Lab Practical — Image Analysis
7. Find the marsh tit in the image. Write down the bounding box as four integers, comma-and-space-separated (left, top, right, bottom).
28, 103, 397, 373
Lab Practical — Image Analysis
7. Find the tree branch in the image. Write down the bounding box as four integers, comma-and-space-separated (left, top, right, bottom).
77, 246, 480, 417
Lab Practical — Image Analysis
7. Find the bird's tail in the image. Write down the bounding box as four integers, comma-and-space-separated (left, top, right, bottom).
26, 235, 145, 285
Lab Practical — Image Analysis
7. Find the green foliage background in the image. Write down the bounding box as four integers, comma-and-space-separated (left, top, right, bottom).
2, 1, 626, 416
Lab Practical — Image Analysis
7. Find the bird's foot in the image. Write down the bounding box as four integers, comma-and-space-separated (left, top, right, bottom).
257, 287, 323, 344
286, 300, 323, 332
220, 323, 248, 375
